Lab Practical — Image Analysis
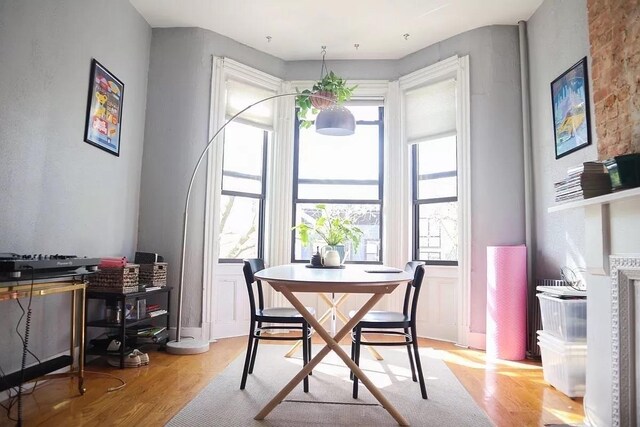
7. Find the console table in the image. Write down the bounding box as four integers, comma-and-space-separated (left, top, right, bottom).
0, 277, 87, 395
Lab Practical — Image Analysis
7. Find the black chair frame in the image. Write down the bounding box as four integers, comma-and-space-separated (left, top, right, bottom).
241, 259, 312, 392
350, 262, 428, 399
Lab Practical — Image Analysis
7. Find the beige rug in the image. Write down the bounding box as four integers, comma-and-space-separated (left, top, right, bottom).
167, 345, 492, 426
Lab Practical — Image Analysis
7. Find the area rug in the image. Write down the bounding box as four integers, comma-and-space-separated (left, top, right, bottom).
167, 345, 492, 426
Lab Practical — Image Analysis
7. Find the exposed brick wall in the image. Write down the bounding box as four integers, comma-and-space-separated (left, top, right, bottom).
587, 0, 640, 159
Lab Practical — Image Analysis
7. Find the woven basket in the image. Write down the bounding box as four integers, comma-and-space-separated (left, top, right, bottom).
89, 264, 139, 293
139, 262, 167, 287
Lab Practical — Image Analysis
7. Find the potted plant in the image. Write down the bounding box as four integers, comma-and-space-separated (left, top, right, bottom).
293, 204, 364, 263
295, 71, 357, 129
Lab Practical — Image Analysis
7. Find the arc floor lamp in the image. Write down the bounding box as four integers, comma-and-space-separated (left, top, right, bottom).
166, 92, 355, 354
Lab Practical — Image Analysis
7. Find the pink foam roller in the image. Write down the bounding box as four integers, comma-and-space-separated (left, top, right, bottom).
486, 245, 527, 360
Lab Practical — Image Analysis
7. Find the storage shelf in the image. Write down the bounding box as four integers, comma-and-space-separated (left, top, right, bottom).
548, 187, 640, 212
87, 287, 170, 299
87, 312, 168, 328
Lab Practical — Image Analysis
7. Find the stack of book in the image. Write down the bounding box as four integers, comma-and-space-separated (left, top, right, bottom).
146, 303, 167, 318
127, 325, 168, 344
554, 162, 611, 202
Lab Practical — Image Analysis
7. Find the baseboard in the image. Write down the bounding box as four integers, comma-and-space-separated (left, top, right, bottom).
468, 332, 486, 350
0, 349, 72, 403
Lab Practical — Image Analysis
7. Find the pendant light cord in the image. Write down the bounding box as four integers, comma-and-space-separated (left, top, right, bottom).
320, 46, 328, 80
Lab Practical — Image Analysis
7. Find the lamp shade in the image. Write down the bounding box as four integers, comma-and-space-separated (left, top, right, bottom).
315, 106, 355, 136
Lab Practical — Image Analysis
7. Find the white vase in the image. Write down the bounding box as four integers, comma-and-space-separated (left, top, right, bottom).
322, 249, 341, 267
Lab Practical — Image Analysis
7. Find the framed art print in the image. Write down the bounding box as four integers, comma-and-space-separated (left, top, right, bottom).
551, 57, 591, 159
84, 59, 124, 156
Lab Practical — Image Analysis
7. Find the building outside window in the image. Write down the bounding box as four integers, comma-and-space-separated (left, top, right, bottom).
292, 104, 384, 263
413, 134, 458, 264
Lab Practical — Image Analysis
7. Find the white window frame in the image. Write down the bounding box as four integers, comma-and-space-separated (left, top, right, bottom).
202, 57, 283, 340
399, 55, 471, 346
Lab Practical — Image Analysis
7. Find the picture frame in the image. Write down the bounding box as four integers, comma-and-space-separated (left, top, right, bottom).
84, 59, 124, 156
551, 57, 591, 159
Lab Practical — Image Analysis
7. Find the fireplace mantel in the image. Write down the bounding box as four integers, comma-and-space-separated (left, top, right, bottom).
548, 187, 640, 275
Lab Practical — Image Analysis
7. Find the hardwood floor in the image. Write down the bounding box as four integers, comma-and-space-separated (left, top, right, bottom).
1, 336, 583, 426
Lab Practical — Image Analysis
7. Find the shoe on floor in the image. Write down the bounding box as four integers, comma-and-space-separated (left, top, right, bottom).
131, 349, 150, 365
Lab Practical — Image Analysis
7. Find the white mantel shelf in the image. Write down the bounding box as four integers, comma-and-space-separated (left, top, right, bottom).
548, 187, 640, 213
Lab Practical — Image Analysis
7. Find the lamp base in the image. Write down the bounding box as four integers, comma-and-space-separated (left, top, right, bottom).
166, 338, 210, 355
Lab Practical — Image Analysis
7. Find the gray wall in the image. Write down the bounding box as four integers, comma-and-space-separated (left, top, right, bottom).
400, 25, 526, 335
0, 0, 150, 371
140, 26, 525, 336
528, 0, 595, 278
138, 28, 285, 327
528, 1, 607, 424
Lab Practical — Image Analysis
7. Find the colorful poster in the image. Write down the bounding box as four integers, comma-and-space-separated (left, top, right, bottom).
551, 57, 591, 159
84, 59, 124, 156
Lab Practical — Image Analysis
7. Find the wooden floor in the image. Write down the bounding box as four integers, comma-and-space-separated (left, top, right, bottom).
1, 336, 584, 426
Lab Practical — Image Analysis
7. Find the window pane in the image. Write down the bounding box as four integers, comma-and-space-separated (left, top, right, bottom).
418, 176, 456, 199
293, 203, 380, 262
417, 202, 457, 261
219, 195, 260, 259
416, 135, 457, 199
297, 123, 379, 201
222, 122, 265, 194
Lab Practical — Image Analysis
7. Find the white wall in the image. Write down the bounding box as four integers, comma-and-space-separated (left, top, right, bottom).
0, 0, 151, 370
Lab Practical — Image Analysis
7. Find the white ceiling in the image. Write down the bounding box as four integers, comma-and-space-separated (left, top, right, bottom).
130, 0, 542, 60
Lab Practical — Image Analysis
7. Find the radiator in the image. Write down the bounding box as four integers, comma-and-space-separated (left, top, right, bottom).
527, 279, 570, 358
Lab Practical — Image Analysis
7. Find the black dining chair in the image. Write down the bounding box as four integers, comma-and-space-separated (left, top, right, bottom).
241, 259, 314, 392
349, 261, 428, 399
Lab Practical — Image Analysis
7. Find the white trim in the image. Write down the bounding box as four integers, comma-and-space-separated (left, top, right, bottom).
288, 80, 389, 99
609, 255, 640, 427
468, 332, 487, 350
398, 55, 471, 347
202, 57, 283, 341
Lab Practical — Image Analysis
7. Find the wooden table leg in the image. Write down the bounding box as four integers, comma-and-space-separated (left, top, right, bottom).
284, 293, 349, 358
333, 309, 384, 361
255, 288, 409, 426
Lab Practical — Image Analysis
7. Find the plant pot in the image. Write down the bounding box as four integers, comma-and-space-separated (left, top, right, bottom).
310, 91, 336, 110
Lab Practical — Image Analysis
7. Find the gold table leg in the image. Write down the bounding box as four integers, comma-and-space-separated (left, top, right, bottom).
255, 288, 410, 426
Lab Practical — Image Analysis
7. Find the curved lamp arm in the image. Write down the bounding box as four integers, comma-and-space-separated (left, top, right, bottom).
174, 92, 338, 343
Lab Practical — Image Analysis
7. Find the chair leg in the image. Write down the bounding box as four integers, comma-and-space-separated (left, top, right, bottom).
352, 327, 362, 399
240, 324, 255, 390
302, 322, 309, 393
405, 327, 417, 382
349, 331, 355, 381
307, 325, 313, 376
248, 322, 261, 374
411, 325, 428, 399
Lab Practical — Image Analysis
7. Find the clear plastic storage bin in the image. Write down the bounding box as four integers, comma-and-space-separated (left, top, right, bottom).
537, 293, 587, 341
537, 331, 587, 397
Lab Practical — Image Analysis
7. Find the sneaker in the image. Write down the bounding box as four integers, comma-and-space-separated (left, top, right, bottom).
131, 349, 150, 365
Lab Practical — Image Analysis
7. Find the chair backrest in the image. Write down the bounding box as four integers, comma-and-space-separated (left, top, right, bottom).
402, 261, 426, 321
243, 259, 266, 315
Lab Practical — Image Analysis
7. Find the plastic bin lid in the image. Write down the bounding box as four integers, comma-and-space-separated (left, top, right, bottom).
536, 286, 587, 298
537, 331, 587, 352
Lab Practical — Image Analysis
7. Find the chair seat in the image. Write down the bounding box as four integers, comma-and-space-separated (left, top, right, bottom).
349, 310, 408, 325
258, 306, 316, 319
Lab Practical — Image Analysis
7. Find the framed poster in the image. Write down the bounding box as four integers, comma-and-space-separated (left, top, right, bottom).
84, 59, 124, 156
551, 57, 591, 159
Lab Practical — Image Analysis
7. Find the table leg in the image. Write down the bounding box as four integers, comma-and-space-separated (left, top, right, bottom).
284, 293, 349, 358
334, 309, 384, 361
255, 288, 409, 426
78, 286, 86, 394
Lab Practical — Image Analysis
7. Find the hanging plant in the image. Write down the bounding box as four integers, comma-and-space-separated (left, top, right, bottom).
295, 48, 358, 129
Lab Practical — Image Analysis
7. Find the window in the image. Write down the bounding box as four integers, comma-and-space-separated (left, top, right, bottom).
413, 135, 458, 264
406, 78, 458, 265
218, 121, 268, 261
292, 104, 384, 263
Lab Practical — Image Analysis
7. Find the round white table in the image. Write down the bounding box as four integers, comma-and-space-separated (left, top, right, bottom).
254, 264, 413, 426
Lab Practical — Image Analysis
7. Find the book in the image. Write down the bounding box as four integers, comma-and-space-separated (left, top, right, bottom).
145, 286, 162, 292
147, 309, 167, 318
